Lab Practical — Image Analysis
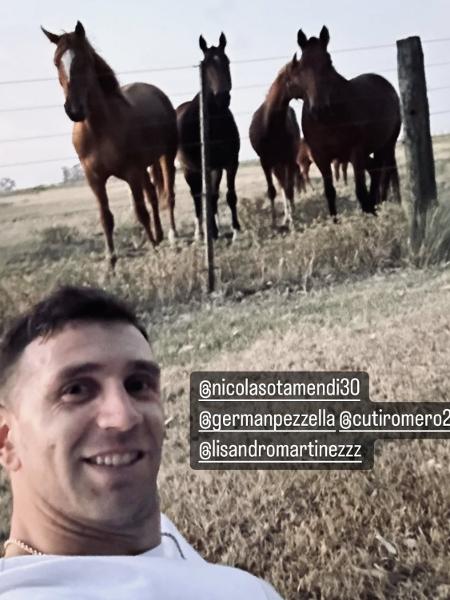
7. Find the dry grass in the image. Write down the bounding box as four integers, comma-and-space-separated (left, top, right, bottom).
157, 268, 450, 600
0, 144, 450, 598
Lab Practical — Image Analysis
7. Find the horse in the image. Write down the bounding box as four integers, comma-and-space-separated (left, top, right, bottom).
42, 21, 178, 268
249, 65, 304, 228
282, 26, 401, 217
176, 33, 241, 241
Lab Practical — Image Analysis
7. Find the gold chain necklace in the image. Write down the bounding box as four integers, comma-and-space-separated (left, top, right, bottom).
3, 533, 183, 558
3, 538, 44, 556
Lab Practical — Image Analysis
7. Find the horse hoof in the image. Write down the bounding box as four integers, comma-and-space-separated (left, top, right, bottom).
232, 229, 239, 242
109, 253, 118, 272
283, 216, 294, 230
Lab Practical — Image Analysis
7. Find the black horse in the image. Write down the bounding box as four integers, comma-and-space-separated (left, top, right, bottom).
176, 33, 241, 240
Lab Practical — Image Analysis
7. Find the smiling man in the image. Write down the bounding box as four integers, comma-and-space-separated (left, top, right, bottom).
0, 286, 282, 599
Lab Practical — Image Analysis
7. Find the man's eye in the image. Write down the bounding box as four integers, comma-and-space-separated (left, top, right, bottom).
61, 381, 93, 402
125, 375, 158, 397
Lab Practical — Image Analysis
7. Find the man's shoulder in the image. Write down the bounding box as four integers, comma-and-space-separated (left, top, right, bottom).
159, 514, 282, 599
158, 513, 205, 561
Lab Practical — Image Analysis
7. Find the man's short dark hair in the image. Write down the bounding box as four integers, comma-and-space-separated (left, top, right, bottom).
0, 286, 148, 394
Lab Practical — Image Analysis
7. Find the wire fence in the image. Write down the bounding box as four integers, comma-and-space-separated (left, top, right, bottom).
1, 35, 450, 174
1, 35, 450, 87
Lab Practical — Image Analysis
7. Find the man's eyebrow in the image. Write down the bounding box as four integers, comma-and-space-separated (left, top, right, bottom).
128, 360, 161, 377
55, 360, 160, 381
55, 363, 102, 381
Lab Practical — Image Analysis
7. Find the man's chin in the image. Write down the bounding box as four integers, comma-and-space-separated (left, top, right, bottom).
80, 494, 160, 530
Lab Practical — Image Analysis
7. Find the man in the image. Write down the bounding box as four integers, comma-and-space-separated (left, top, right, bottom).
0, 286, 282, 599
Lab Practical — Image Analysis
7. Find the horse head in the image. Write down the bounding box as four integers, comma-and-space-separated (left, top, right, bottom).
286, 26, 335, 119
42, 21, 120, 122
199, 33, 232, 109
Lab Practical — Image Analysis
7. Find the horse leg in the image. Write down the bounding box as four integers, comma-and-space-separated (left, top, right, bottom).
368, 154, 382, 207
315, 159, 337, 218
143, 171, 164, 244
127, 171, 157, 248
225, 162, 241, 241
185, 170, 203, 241
333, 159, 340, 182
210, 169, 222, 240
380, 147, 401, 204
159, 152, 178, 243
351, 151, 375, 214
304, 161, 314, 190
86, 173, 117, 269
282, 164, 296, 229
342, 161, 348, 186
294, 163, 306, 195
261, 160, 277, 228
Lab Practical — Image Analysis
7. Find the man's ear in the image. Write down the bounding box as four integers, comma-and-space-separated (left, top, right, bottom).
0, 412, 20, 473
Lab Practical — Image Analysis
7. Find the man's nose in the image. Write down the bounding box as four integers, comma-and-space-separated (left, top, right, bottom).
96, 385, 143, 431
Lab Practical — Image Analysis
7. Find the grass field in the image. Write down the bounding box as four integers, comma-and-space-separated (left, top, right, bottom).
0, 137, 449, 599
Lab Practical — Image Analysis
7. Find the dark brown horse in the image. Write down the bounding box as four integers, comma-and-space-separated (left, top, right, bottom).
176, 33, 240, 241
249, 66, 303, 228
283, 26, 401, 217
42, 21, 178, 267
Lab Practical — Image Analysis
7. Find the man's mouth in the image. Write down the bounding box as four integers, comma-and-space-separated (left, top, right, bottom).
84, 451, 144, 467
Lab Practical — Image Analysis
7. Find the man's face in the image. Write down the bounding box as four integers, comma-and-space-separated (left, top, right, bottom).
4, 321, 164, 530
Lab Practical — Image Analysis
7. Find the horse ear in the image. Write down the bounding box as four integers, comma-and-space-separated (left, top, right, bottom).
319, 26, 329, 49
41, 26, 61, 45
199, 35, 208, 54
297, 29, 308, 50
291, 52, 298, 66
219, 32, 227, 50
75, 21, 86, 39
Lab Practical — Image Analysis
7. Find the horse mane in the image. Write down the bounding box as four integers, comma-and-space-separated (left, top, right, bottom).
80, 39, 128, 102
265, 68, 288, 112
91, 49, 122, 96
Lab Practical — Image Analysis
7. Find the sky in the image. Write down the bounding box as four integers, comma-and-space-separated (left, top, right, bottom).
0, 0, 449, 188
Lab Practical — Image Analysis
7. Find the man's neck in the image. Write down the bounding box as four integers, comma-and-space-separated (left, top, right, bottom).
6, 504, 162, 557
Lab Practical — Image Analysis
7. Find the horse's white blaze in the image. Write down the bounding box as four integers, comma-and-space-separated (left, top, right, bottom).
61, 49, 75, 81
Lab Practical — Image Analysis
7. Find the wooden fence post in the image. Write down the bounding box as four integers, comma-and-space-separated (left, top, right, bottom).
397, 36, 437, 252
199, 62, 215, 293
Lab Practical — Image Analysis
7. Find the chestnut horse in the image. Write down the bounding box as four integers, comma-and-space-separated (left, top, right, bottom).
42, 22, 178, 268
298, 138, 314, 190
284, 26, 401, 217
249, 65, 303, 228
177, 33, 241, 240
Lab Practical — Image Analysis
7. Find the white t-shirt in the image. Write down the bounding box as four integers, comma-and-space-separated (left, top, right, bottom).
0, 514, 282, 599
